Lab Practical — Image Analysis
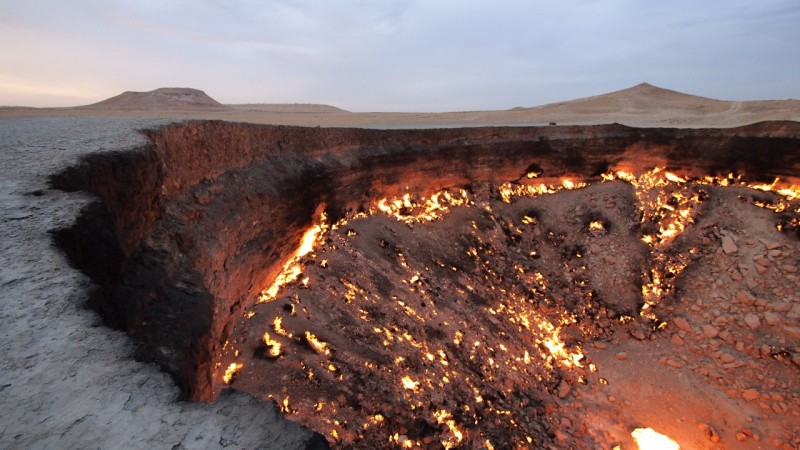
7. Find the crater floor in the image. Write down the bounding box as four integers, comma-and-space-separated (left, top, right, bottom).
224, 173, 800, 449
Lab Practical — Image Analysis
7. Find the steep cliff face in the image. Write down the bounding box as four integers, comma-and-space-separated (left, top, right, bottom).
50, 120, 800, 402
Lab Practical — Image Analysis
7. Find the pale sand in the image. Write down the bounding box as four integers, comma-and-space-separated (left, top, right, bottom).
2, 83, 799, 128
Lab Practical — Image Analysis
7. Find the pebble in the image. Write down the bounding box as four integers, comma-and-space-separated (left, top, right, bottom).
703, 324, 720, 339
672, 317, 692, 332
665, 359, 684, 368
670, 334, 684, 346
721, 235, 738, 254
557, 381, 571, 399
736, 290, 756, 306
742, 389, 760, 400
764, 312, 780, 326
783, 326, 800, 339
744, 314, 761, 330
735, 432, 748, 442
718, 353, 735, 363
615, 352, 627, 361
704, 426, 721, 443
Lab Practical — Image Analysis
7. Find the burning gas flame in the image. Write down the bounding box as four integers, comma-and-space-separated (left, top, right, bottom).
222, 362, 243, 384
305, 331, 332, 356
258, 214, 329, 303
263, 332, 282, 357
375, 189, 471, 223
401, 375, 419, 391
631, 428, 680, 450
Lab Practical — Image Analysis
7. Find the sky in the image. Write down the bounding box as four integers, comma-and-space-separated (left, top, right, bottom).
1, 0, 799, 111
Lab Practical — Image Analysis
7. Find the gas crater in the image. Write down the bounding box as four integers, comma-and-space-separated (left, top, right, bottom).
51, 121, 800, 449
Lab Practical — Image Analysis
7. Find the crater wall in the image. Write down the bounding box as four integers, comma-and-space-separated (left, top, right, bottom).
50, 120, 800, 401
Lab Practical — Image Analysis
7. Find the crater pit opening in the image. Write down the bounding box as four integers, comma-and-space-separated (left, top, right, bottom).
51, 121, 800, 448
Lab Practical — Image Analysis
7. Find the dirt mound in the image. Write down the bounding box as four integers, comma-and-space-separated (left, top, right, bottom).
85, 87, 228, 110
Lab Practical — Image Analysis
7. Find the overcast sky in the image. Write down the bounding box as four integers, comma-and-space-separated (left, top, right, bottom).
1, 0, 798, 111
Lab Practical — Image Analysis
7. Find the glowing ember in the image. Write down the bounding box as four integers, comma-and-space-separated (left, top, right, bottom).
588, 220, 605, 232
222, 362, 243, 384
401, 375, 419, 391
631, 427, 680, 450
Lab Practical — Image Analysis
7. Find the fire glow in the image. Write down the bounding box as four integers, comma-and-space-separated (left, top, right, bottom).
631, 427, 680, 450
223, 169, 800, 448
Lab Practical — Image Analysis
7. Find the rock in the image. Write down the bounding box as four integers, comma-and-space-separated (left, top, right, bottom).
735, 431, 747, 442
670, 334, 684, 346
665, 359, 684, 368
721, 235, 738, 254
754, 256, 771, 267
783, 326, 800, 339
718, 353, 735, 363
703, 426, 721, 443
736, 290, 756, 306
743, 314, 761, 330
773, 301, 792, 313
673, 317, 692, 332
742, 389, 760, 400
764, 312, 780, 326
615, 352, 627, 361
703, 324, 720, 339
556, 381, 571, 399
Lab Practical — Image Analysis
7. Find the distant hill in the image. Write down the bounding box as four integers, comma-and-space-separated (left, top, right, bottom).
84, 87, 228, 110
511, 82, 800, 127
527, 82, 732, 114
3, 82, 797, 128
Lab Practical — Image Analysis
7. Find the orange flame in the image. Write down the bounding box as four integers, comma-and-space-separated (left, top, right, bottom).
222, 362, 243, 384
631, 427, 680, 450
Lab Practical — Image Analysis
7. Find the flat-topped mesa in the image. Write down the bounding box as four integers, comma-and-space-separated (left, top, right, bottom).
50, 120, 800, 402
84, 87, 228, 110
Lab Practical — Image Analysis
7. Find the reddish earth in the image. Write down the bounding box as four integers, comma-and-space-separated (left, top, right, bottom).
51, 120, 800, 448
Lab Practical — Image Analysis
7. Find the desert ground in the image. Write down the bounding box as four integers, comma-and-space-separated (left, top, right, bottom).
2, 83, 800, 129
1, 85, 799, 449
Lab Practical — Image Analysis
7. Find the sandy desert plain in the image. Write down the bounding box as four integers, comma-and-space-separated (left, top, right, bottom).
1, 83, 800, 449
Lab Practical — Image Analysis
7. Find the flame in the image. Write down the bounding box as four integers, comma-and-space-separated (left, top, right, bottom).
432, 410, 465, 449
263, 332, 282, 357
498, 176, 588, 203
305, 331, 332, 356
258, 214, 329, 303
588, 220, 605, 232
631, 428, 680, 450
222, 362, 243, 384
375, 188, 471, 223
401, 375, 419, 390
273, 316, 292, 337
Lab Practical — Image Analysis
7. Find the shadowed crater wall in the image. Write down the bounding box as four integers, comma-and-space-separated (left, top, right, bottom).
49, 120, 800, 403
